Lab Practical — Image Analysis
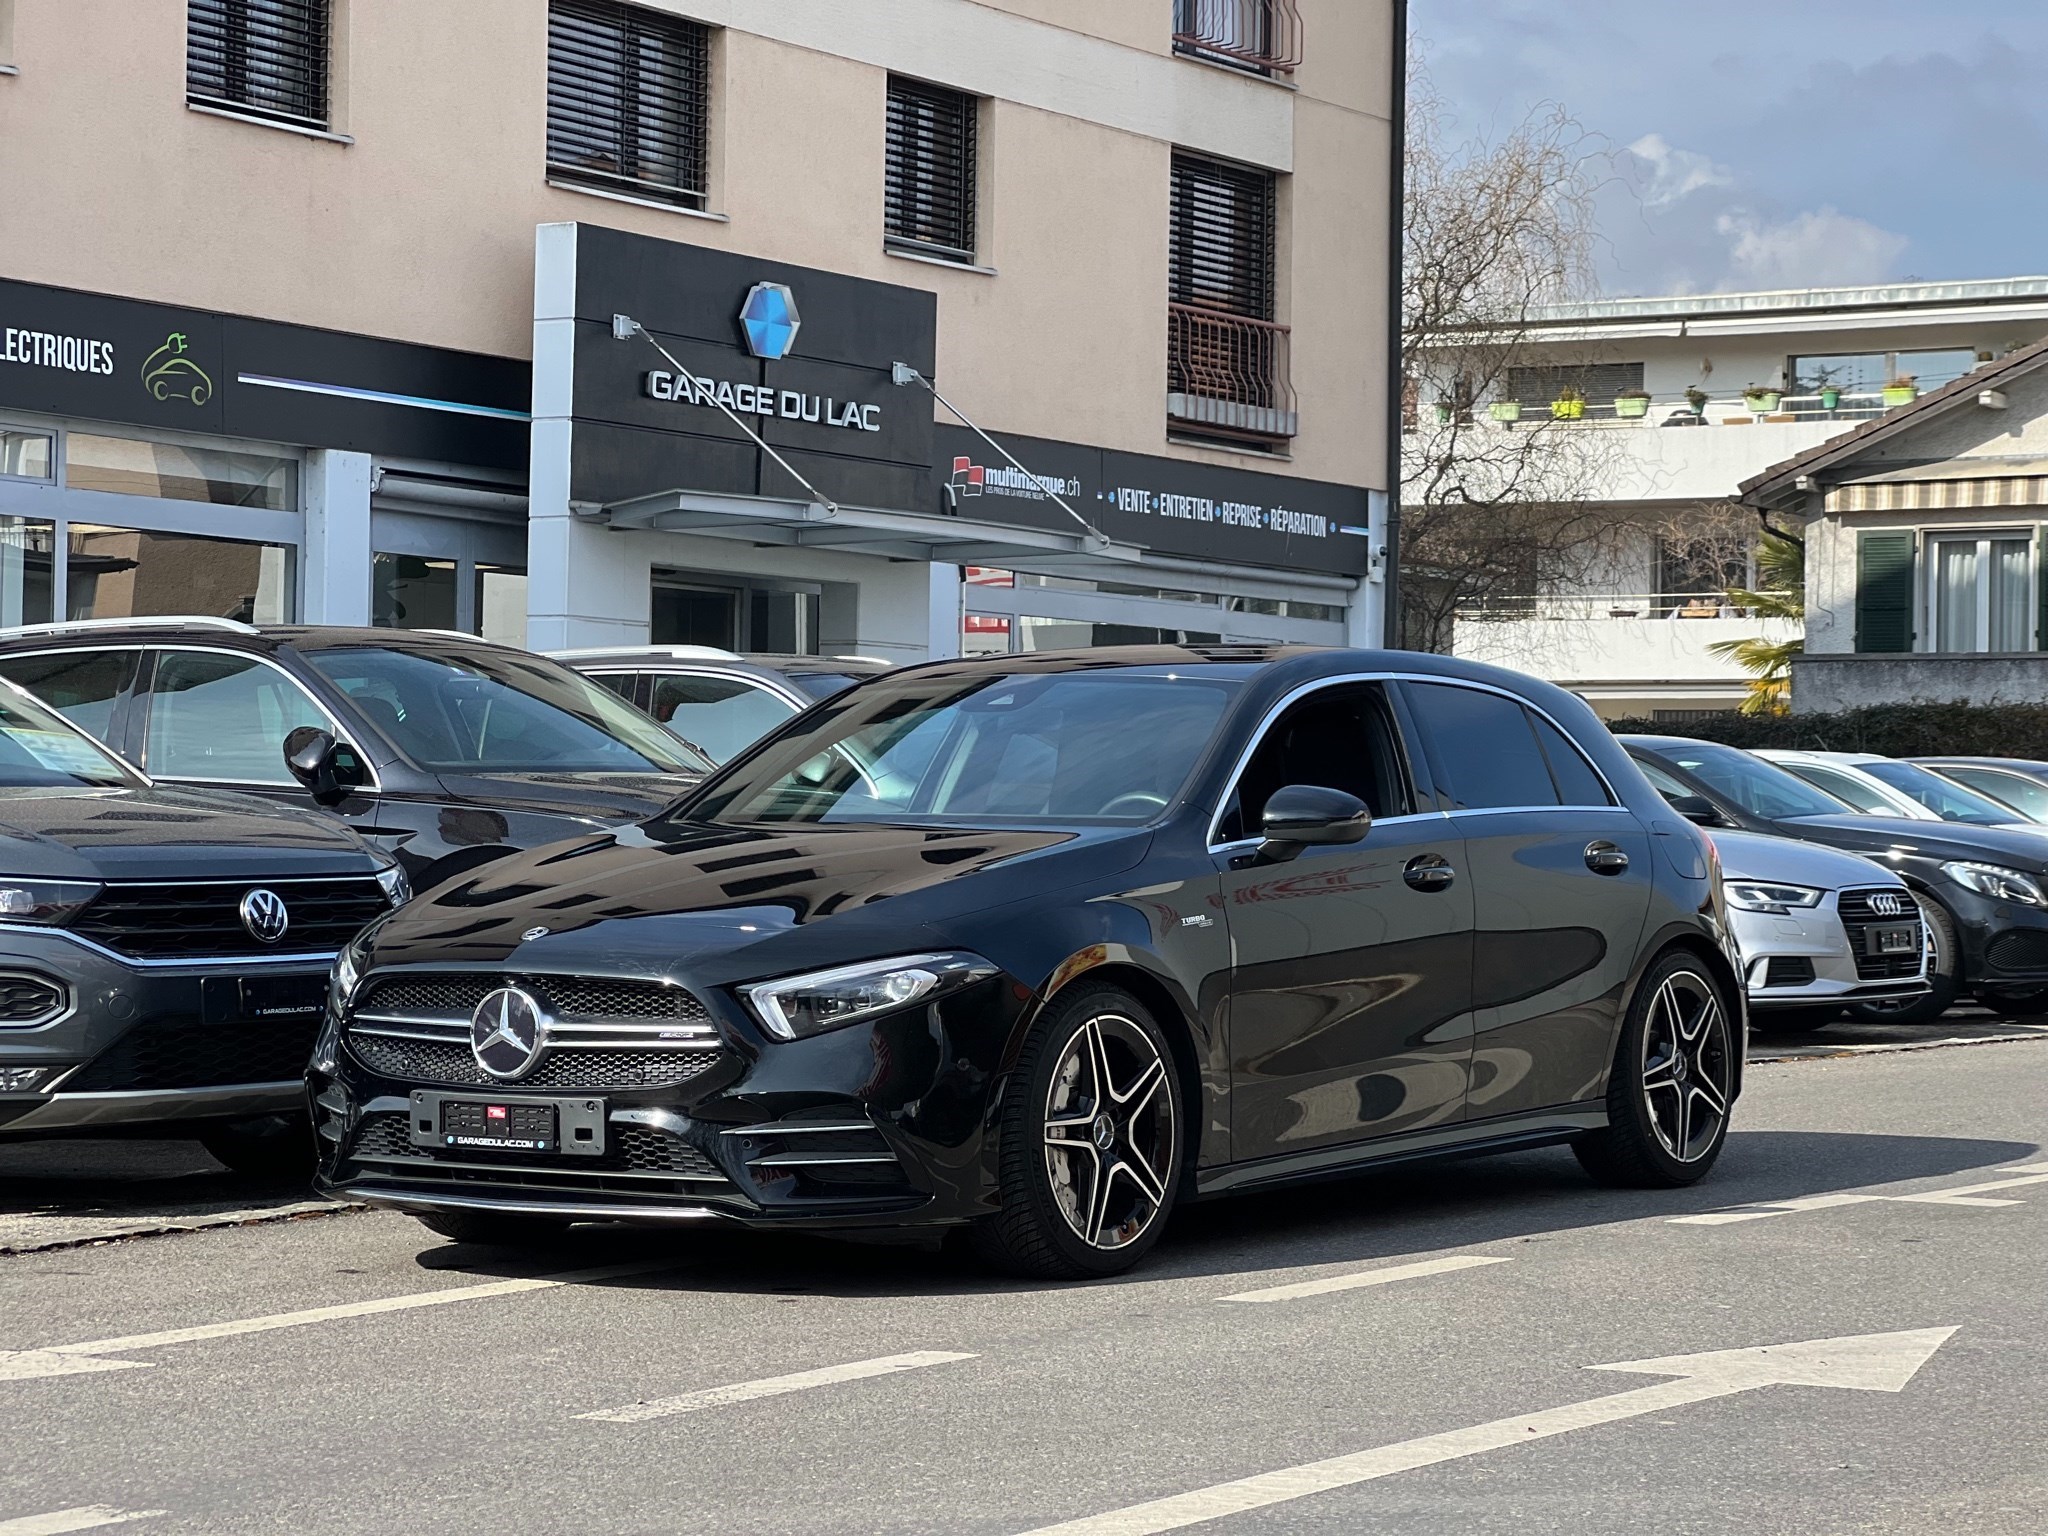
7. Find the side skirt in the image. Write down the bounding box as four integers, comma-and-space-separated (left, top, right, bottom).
1193, 1103, 1608, 1199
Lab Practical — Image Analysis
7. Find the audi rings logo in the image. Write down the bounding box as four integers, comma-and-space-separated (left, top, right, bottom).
1868, 891, 1907, 917
238, 888, 290, 945
470, 987, 548, 1081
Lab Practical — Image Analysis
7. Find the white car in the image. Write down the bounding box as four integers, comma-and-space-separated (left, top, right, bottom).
1758, 749, 2038, 832
1712, 828, 1930, 1033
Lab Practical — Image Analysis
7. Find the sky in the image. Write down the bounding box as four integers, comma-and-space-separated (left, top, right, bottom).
1414, 1, 2048, 298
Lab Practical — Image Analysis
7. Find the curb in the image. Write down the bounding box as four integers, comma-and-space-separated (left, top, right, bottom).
0, 1198, 370, 1257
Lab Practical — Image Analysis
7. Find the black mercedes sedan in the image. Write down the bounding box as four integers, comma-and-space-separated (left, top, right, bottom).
314, 648, 1742, 1278
1622, 735, 2048, 1021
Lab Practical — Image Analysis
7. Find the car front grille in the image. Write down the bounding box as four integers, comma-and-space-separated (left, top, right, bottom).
60, 1017, 319, 1092
344, 1034, 721, 1091
1985, 929, 2048, 975
341, 1109, 738, 1205
357, 974, 707, 1027
72, 877, 390, 960
1837, 888, 1926, 980
0, 972, 66, 1025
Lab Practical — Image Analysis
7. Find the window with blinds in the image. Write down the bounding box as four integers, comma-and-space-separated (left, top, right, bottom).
886, 77, 978, 263
186, 0, 332, 131
1170, 153, 1276, 319
547, 0, 711, 210
1167, 152, 1294, 442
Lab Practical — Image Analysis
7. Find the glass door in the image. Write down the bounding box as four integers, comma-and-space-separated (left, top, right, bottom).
1929, 532, 2033, 653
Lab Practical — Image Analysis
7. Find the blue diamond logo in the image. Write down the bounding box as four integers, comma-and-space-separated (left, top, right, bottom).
739, 282, 800, 361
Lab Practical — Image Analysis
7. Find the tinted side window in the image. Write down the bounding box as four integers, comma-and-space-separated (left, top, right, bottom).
0, 651, 135, 744
1530, 714, 1612, 806
1218, 683, 1413, 842
649, 674, 800, 763
587, 671, 638, 702
144, 651, 327, 783
1406, 683, 1558, 810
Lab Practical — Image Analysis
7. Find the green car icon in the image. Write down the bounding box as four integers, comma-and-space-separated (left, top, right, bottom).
141, 331, 213, 405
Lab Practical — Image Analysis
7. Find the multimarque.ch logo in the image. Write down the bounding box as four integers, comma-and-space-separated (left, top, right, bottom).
949, 456, 1079, 503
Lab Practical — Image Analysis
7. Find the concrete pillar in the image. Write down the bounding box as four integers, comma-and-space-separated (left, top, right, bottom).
303, 448, 373, 624
1348, 488, 1389, 650
925, 563, 962, 660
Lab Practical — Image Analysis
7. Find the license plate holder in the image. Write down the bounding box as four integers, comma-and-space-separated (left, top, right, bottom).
200, 972, 326, 1026
1867, 923, 1919, 956
407, 1090, 606, 1157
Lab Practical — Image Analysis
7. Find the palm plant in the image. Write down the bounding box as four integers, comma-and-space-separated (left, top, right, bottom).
1707, 530, 1803, 715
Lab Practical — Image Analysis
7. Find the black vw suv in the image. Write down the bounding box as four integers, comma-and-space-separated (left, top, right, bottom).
0, 679, 404, 1172
0, 620, 710, 888
316, 647, 1742, 1278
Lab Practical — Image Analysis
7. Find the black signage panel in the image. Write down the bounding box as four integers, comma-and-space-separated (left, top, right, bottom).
565, 224, 936, 510
934, 427, 1372, 575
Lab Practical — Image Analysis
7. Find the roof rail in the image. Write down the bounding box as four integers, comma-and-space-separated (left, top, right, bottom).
412, 628, 526, 650
546, 644, 743, 661
0, 616, 262, 640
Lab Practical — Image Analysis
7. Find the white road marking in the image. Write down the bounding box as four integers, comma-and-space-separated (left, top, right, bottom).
1670, 1163, 2048, 1225
0, 1508, 163, 1535
0, 1259, 676, 1383
1217, 1254, 1510, 1304
580, 1350, 977, 1424
1011, 1327, 1956, 1536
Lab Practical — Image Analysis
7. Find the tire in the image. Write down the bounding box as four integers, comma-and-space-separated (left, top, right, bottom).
1975, 984, 2048, 1016
414, 1209, 573, 1247
1749, 1005, 1842, 1037
970, 984, 1183, 1280
1845, 895, 1958, 1027
198, 1113, 315, 1180
1575, 951, 1737, 1189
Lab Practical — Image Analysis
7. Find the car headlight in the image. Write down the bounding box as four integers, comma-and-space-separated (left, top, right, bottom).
329, 933, 370, 1015
1940, 861, 2047, 906
375, 863, 411, 907
1722, 881, 1826, 914
0, 879, 101, 925
739, 952, 999, 1042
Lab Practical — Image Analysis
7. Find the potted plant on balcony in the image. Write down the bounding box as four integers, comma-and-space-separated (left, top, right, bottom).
1550, 385, 1586, 421
1614, 387, 1651, 419
1883, 374, 1919, 407
1684, 385, 1709, 416
1489, 399, 1522, 424
1742, 383, 1783, 414
1819, 383, 1843, 411
1433, 399, 1454, 425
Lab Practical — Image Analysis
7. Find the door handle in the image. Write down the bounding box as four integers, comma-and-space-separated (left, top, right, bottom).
1403, 854, 1456, 892
1584, 840, 1630, 876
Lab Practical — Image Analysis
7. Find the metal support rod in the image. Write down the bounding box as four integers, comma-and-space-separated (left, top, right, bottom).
891, 363, 1110, 550
614, 315, 837, 515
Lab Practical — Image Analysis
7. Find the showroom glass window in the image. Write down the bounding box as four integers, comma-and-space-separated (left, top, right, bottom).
886, 76, 979, 263
187, 0, 333, 131
66, 527, 293, 625
547, 0, 711, 209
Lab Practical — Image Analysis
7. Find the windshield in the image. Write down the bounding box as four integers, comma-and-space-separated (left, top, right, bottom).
1858, 759, 2022, 826
1658, 743, 1850, 820
1938, 765, 2048, 822
687, 668, 1240, 827
0, 687, 138, 788
303, 647, 711, 775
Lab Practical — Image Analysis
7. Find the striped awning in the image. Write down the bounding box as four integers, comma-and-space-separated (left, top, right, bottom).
1826, 476, 2048, 513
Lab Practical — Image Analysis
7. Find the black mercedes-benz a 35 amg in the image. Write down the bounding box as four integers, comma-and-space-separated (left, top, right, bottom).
313, 647, 1742, 1277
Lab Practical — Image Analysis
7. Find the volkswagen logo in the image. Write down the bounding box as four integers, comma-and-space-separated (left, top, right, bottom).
1869, 891, 1906, 917
470, 987, 548, 1081
238, 888, 290, 945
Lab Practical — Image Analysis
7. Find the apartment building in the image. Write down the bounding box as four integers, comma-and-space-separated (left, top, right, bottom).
0, 0, 1399, 660
1431, 278, 2048, 719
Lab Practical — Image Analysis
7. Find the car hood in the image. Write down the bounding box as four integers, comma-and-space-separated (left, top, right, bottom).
369, 818, 1155, 987
1777, 813, 2048, 873
0, 783, 381, 880
1708, 828, 1899, 888
431, 771, 696, 824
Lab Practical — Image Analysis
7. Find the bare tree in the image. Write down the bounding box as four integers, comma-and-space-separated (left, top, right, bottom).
1398, 68, 1624, 652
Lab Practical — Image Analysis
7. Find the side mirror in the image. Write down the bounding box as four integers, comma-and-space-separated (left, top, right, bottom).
1256, 784, 1372, 865
284, 726, 368, 808
1664, 793, 1727, 828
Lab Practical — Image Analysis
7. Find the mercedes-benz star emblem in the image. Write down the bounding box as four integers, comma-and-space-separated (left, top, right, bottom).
470, 987, 547, 1081
521, 926, 551, 942
238, 888, 290, 945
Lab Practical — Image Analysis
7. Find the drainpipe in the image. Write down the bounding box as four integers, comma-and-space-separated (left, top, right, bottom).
1382, 0, 1409, 649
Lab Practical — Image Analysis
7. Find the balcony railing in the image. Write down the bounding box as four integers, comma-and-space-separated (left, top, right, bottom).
1168, 304, 1298, 442
1441, 388, 1911, 431
1455, 592, 1782, 622
1172, 0, 1303, 75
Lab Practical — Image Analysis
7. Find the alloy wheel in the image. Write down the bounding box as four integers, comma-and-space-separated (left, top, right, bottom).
1041, 1014, 1177, 1250
1639, 969, 1731, 1163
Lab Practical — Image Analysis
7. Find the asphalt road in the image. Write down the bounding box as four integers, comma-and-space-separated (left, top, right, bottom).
1, 1031, 2043, 1535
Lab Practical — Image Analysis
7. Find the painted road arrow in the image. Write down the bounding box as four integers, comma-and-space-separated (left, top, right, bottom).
1016, 1326, 1958, 1536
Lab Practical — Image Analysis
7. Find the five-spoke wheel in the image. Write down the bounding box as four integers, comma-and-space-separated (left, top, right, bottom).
1576, 951, 1736, 1188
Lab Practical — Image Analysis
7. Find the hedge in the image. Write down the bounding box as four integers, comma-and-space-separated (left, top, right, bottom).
1602, 704, 2048, 760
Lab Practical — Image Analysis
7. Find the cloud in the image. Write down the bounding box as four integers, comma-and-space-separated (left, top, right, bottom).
1715, 207, 1911, 289
1626, 134, 1732, 210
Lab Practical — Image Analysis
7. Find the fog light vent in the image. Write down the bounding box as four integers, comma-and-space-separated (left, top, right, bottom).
1763, 956, 1816, 987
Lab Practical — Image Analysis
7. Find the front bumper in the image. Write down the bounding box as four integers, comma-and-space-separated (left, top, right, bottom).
314, 972, 1029, 1232
1733, 890, 1929, 1011
1943, 885, 2048, 985
0, 931, 327, 1137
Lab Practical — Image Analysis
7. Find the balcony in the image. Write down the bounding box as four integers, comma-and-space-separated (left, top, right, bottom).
1172, 0, 1303, 75
1168, 304, 1298, 444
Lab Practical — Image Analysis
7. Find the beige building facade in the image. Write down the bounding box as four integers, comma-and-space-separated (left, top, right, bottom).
0, 0, 1397, 657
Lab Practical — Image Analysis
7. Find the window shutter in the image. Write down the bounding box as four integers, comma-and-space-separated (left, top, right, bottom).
886, 78, 978, 262
547, 0, 710, 209
1169, 153, 1276, 320
2037, 526, 2048, 651
187, 0, 332, 130
1854, 530, 1916, 653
